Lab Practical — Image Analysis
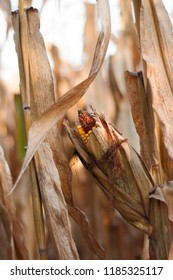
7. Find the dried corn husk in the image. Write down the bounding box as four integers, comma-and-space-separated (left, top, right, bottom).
65, 109, 154, 234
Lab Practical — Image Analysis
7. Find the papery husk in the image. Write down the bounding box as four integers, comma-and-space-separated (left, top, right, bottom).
65, 110, 154, 234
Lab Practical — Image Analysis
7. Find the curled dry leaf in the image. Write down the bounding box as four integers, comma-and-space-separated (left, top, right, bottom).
65, 109, 154, 234
10, 0, 111, 194
140, 0, 173, 160
149, 181, 173, 222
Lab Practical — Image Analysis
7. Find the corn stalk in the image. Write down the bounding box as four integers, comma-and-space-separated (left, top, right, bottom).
15, 0, 46, 260
11, 0, 111, 259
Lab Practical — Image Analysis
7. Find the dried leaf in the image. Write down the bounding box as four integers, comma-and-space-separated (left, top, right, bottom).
0, 148, 15, 259
125, 70, 156, 169
157, 124, 173, 180
13, 7, 73, 206
36, 142, 105, 259
149, 182, 173, 259
68, 204, 105, 260
169, 242, 173, 260
132, 0, 141, 41
0, 146, 28, 259
10, 0, 111, 194
149, 182, 173, 222
0, 204, 13, 260
12, 220, 29, 260
149, 197, 172, 259
36, 143, 79, 259
140, 0, 173, 159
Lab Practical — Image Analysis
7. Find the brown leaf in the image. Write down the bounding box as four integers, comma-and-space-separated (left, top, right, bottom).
0, 148, 14, 260
12, 220, 29, 260
10, 0, 111, 195
169, 242, 173, 260
157, 123, 173, 180
13, 6, 74, 208
36, 143, 79, 259
149, 182, 173, 259
140, 0, 173, 159
0, 146, 28, 259
149, 182, 173, 222
68, 204, 105, 260
149, 198, 172, 259
0, 204, 13, 260
125, 70, 156, 169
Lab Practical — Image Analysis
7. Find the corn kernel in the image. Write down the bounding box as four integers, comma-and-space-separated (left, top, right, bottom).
77, 124, 96, 144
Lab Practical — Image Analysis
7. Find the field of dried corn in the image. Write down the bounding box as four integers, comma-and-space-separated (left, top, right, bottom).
0, 0, 173, 260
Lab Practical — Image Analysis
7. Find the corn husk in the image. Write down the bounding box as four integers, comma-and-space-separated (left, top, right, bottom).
65, 109, 154, 234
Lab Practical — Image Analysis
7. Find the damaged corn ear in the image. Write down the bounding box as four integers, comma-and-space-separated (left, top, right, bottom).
66, 109, 155, 234
77, 110, 110, 159
77, 110, 96, 144
77, 125, 95, 144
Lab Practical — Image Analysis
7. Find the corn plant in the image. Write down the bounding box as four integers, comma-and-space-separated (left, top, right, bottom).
0, 0, 173, 260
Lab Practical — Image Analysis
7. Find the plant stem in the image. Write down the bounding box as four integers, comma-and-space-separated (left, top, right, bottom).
18, 1, 46, 259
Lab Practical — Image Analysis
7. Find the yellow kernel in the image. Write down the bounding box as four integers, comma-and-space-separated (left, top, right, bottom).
81, 136, 87, 141
77, 126, 85, 135
77, 128, 83, 133
80, 131, 85, 136
77, 124, 96, 144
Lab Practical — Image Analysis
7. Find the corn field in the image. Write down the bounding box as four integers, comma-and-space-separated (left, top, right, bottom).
0, 0, 173, 260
